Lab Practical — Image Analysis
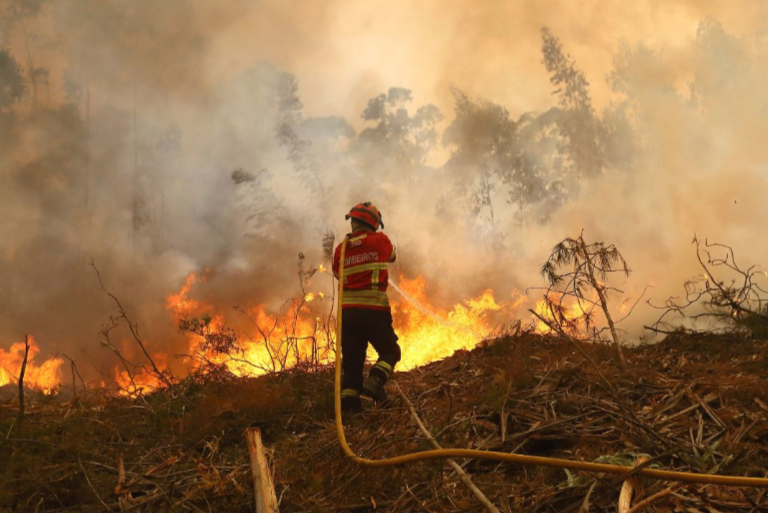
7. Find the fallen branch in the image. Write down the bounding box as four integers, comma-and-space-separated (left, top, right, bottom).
626, 483, 683, 513
657, 394, 718, 427
79, 456, 116, 512
397, 383, 502, 513
647, 237, 768, 335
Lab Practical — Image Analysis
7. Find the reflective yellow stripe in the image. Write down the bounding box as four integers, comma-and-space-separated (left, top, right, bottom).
372, 268, 380, 285
349, 234, 368, 243
344, 290, 389, 299
342, 297, 390, 307
373, 361, 393, 378
389, 245, 397, 262
346, 262, 388, 275
342, 388, 360, 398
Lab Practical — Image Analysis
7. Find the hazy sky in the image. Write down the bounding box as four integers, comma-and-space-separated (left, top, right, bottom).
199, 0, 768, 122
3, 0, 768, 383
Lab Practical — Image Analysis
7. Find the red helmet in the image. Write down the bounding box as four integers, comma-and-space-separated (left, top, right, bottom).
345, 202, 384, 230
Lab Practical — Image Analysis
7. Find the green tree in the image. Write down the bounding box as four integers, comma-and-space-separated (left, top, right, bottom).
442, 87, 516, 225
442, 88, 570, 235
353, 87, 443, 175
541, 27, 604, 193
0, 48, 24, 110
231, 167, 290, 239
272, 67, 328, 210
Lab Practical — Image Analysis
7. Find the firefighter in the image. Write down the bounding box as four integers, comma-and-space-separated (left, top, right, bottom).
333, 202, 401, 411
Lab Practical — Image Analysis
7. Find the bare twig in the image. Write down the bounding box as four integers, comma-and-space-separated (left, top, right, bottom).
78, 456, 116, 512
626, 483, 683, 513
62, 353, 88, 402
90, 260, 173, 389
647, 237, 768, 335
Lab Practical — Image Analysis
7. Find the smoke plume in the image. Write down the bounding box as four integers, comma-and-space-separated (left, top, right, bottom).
1, 0, 767, 384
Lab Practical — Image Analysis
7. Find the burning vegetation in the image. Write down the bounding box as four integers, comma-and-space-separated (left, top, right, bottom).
0, 336, 61, 394
3, 235, 768, 511
2, 1, 768, 511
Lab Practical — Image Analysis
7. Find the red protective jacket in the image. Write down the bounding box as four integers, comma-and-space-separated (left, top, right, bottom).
333, 230, 397, 311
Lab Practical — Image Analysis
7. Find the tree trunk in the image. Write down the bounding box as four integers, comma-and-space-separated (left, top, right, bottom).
581, 239, 626, 367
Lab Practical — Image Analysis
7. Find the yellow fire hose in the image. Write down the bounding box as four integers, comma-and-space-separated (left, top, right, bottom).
333, 237, 768, 487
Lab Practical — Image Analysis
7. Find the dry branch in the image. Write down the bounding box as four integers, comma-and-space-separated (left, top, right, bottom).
647, 237, 768, 335
62, 353, 87, 403
90, 260, 173, 389
626, 484, 683, 513
79, 456, 116, 512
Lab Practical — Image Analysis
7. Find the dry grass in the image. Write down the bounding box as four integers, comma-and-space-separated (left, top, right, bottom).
2, 332, 768, 512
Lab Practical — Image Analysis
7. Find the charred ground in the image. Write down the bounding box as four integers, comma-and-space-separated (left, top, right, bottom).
2, 331, 768, 512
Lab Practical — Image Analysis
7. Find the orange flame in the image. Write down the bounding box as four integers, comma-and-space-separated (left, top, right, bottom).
114, 353, 169, 395
0, 336, 63, 393
391, 275, 508, 368
167, 273, 199, 315
532, 294, 589, 335
163, 270, 529, 380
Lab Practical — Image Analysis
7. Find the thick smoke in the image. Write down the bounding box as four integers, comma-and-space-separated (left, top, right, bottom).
1, 0, 767, 383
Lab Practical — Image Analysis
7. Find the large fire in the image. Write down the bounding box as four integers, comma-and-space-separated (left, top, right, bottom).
391, 275, 522, 369
1, 268, 557, 395
0, 336, 63, 394
169, 270, 529, 377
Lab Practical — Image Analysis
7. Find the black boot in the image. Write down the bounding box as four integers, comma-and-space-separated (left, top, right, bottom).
363, 361, 393, 403
362, 373, 387, 403
341, 388, 362, 412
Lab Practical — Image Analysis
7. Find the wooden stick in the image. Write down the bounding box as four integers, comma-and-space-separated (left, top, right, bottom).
245, 427, 279, 513
397, 384, 502, 513
627, 484, 683, 513
71, 358, 77, 402
657, 394, 718, 426
18, 334, 30, 423
687, 389, 725, 429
